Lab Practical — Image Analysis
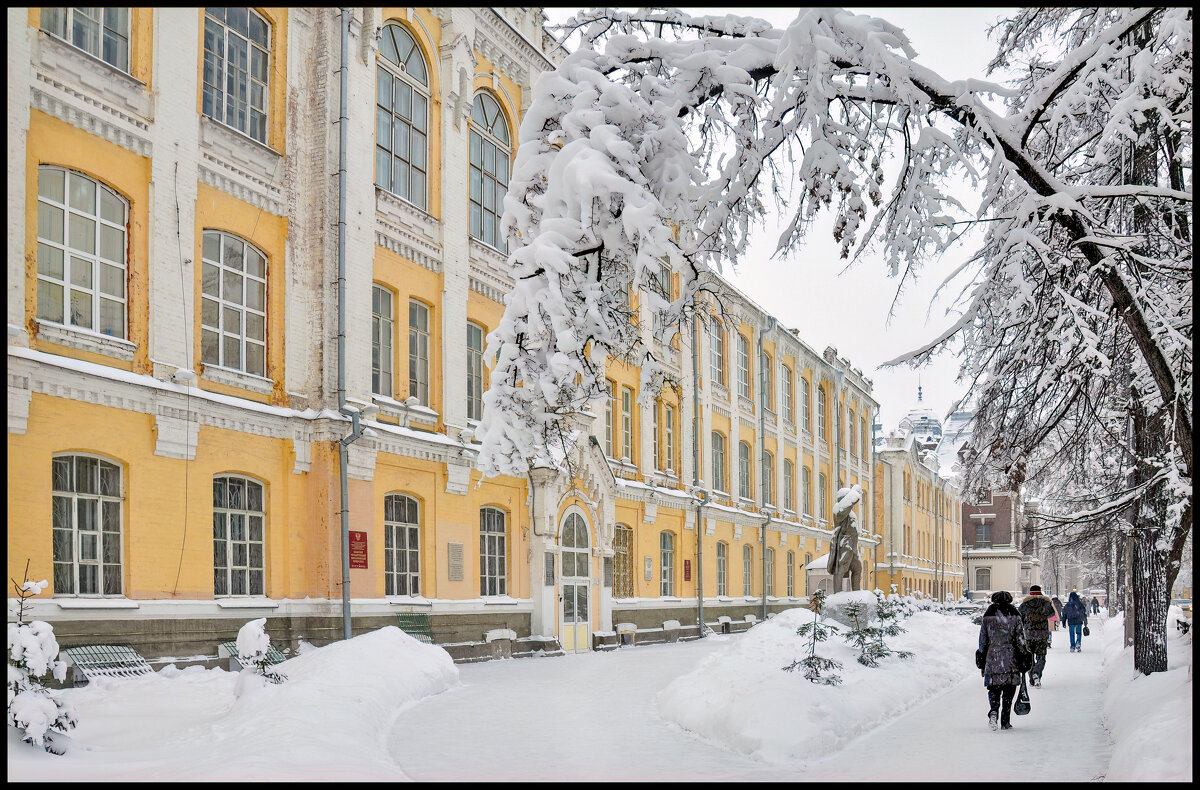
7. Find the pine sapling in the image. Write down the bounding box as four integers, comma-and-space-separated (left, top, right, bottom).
783, 589, 843, 685
843, 600, 885, 667
7, 560, 77, 754
873, 589, 914, 661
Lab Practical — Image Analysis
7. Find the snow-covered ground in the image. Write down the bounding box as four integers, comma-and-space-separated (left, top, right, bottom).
8, 604, 1191, 781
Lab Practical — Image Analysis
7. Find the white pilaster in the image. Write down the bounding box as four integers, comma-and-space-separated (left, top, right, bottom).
8, 12, 32, 345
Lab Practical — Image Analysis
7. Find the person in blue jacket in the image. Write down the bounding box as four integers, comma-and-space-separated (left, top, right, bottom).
1061, 590, 1089, 651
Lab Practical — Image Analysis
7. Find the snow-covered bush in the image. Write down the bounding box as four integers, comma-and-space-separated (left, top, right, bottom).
236, 618, 286, 686
7, 573, 76, 754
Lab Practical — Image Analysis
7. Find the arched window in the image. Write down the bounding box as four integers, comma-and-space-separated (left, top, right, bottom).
213, 475, 265, 596
711, 432, 726, 492
659, 531, 675, 596
976, 567, 991, 591
715, 541, 728, 596
384, 493, 420, 595
562, 512, 589, 578
202, 7, 270, 142
783, 459, 794, 512
738, 440, 752, 500
742, 544, 753, 596
786, 550, 795, 596
765, 547, 775, 596
372, 284, 394, 397
376, 23, 429, 209
469, 92, 510, 251
201, 230, 267, 376
37, 166, 128, 338
480, 507, 507, 596
612, 524, 634, 598
51, 454, 123, 595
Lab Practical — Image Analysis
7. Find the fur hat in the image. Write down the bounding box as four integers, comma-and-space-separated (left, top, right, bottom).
1029, 585, 1042, 593
991, 590, 1013, 604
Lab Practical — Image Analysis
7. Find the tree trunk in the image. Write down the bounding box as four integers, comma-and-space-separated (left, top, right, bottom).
1131, 529, 1169, 674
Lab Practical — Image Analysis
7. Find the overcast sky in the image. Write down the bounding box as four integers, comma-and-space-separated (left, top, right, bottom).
540, 8, 1018, 431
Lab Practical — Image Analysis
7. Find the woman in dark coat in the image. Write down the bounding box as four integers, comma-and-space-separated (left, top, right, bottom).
977, 590, 1029, 730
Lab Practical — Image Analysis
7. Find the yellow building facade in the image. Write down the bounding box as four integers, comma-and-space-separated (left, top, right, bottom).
8, 7, 881, 665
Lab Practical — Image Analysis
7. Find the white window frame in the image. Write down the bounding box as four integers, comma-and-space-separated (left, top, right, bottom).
469, 92, 510, 251
659, 531, 674, 597
605, 380, 615, 457
621, 386, 634, 461
202, 7, 270, 143
737, 334, 751, 399
739, 441, 752, 500
802, 466, 812, 516
743, 544, 753, 596
782, 366, 794, 423
716, 541, 728, 596
766, 547, 775, 596
613, 524, 634, 598
976, 567, 991, 590
710, 326, 726, 386
664, 403, 675, 473
480, 507, 507, 596
819, 473, 828, 521
763, 451, 774, 507
761, 351, 773, 411
783, 459, 794, 512
786, 550, 795, 596
817, 385, 827, 441
372, 284, 394, 398
712, 432, 726, 492
201, 230, 268, 377
466, 321, 484, 421
51, 454, 123, 597
376, 23, 429, 208
213, 474, 266, 597
36, 166, 128, 339
384, 493, 421, 596
41, 7, 131, 72
802, 378, 811, 431
408, 299, 430, 406
652, 399, 660, 470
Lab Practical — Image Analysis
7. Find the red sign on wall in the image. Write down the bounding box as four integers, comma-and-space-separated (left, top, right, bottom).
349, 531, 368, 569
684, 559, 691, 582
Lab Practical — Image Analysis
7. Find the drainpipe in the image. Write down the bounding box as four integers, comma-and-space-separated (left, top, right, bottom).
692, 315, 706, 636
758, 316, 775, 619
335, 8, 357, 641
882, 456, 894, 591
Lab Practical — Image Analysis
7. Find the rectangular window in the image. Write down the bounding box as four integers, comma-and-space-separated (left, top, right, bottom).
802, 466, 811, 516
712, 432, 726, 493
605, 380, 615, 457
384, 494, 420, 596
621, 386, 634, 461
802, 378, 811, 431
408, 300, 430, 406
653, 400, 660, 470
479, 508, 507, 596
819, 473, 827, 521
849, 408, 857, 456
786, 551, 795, 596
41, 8, 130, 72
372, 285, 393, 397
763, 452, 774, 506
765, 548, 775, 597
761, 352, 773, 411
659, 532, 674, 597
654, 261, 671, 299
782, 367, 794, 424
716, 542, 727, 596
783, 460, 794, 512
737, 334, 751, 399
817, 385, 827, 441
613, 525, 633, 598
743, 545, 752, 596
202, 8, 270, 143
710, 326, 726, 387
976, 522, 991, 547
739, 441, 751, 500
664, 404, 675, 473
466, 322, 484, 421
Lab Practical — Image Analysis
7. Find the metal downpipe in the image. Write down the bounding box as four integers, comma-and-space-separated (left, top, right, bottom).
336, 8, 352, 641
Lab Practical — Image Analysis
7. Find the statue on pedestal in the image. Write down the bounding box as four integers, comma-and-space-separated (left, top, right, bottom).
828, 485, 863, 591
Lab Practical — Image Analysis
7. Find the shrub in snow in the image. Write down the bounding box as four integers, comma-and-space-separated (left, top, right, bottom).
7, 569, 76, 754
782, 589, 843, 685
872, 590, 914, 663
236, 618, 286, 686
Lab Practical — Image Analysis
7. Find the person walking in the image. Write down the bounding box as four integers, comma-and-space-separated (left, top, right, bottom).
1062, 590, 1089, 652
1091, 596, 1101, 615
1049, 595, 1065, 648
977, 590, 1029, 731
1018, 585, 1056, 687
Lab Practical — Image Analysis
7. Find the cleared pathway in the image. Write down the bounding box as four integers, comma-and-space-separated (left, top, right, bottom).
387, 625, 1112, 781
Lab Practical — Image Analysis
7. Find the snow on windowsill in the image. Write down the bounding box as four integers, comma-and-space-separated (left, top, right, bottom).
386, 595, 433, 607
55, 598, 140, 609
36, 321, 136, 360
481, 595, 521, 606
201, 364, 274, 395
215, 598, 279, 609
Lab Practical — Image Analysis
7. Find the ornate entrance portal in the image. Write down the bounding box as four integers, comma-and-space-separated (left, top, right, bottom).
560, 511, 591, 652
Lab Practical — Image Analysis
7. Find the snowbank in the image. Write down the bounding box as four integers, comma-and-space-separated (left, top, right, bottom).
657, 606, 979, 763
1100, 607, 1192, 782
7, 626, 459, 781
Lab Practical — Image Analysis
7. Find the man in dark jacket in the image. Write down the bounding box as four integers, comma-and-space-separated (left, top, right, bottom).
978, 590, 1029, 731
1018, 585, 1056, 686
1062, 590, 1089, 651
1091, 596, 1101, 615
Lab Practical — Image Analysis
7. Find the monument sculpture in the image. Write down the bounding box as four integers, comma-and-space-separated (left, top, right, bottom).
828, 485, 864, 591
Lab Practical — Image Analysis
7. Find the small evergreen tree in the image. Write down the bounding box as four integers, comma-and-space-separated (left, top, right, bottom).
7, 561, 77, 754
873, 589, 914, 662
842, 600, 885, 667
236, 618, 287, 685
783, 589, 843, 685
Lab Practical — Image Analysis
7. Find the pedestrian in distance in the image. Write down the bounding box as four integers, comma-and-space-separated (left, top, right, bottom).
1062, 590, 1089, 652
976, 590, 1030, 731
1091, 596, 1101, 615
1049, 595, 1065, 647
1018, 585, 1055, 687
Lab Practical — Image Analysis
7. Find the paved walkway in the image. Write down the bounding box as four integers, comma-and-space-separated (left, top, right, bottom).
387, 625, 1112, 781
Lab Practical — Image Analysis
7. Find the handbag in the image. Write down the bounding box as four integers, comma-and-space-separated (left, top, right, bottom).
1014, 674, 1031, 715
1015, 644, 1034, 674
1083, 625, 1090, 636
975, 649, 986, 671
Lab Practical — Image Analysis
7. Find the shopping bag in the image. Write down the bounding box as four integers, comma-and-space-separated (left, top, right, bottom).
1083, 625, 1090, 636
1014, 674, 1031, 715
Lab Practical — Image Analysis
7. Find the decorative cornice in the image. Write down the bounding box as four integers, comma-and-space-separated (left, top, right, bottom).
30, 82, 152, 158
375, 189, 443, 272
197, 116, 285, 216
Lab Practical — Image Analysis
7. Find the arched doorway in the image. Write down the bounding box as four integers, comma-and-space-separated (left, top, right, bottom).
560, 511, 591, 652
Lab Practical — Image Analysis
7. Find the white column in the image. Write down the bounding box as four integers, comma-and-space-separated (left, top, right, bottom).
7, 12, 32, 344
